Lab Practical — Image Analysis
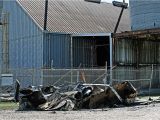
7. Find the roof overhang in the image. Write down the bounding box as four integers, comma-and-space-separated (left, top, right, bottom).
113, 28, 160, 40
71, 33, 111, 37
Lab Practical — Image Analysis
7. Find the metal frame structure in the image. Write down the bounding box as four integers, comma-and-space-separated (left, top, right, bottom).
71, 33, 113, 85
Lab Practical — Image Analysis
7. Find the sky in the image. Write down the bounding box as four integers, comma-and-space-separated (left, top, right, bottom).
101, 0, 129, 4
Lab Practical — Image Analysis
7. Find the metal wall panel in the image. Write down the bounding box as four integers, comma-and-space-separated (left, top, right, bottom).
72, 36, 97, 68
114, 39, 160, 65
0, 26, 2, 69
114, 39, 136, 64
130, 0, 160, 30
139, 41, 159, 64
0, 0, 2, 20
43, 33, 71, 68
3, 1, 43, 69
2, 1, 43, 86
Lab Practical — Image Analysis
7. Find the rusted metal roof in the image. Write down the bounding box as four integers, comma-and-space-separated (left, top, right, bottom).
113, 28, 160, 39
17, 0, 130, 34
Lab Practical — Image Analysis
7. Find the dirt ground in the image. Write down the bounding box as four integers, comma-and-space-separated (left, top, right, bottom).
1, 102, 160, 120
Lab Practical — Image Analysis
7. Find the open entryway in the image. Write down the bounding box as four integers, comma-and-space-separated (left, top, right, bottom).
72, 33, 112, 68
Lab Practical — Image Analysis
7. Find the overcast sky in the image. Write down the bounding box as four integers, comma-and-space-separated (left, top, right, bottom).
101, 0, 129, 3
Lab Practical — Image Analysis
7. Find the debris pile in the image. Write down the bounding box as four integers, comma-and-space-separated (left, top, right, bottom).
15, 80, 137, 111
0, 86, 14, 102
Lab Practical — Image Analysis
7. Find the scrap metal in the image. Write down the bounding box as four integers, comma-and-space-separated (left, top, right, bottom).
15, 80, 137, 111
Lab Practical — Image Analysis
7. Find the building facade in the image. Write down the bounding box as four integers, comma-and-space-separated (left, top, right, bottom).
1, 0, 130, 86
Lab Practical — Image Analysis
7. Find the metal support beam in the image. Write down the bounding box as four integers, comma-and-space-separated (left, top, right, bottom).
109, 34, 113, 85
113, 0, 128, 34
114, 7, 124, 33
84, 0, 101, 4
44, 0, 48, 30
71, 35, 73, 84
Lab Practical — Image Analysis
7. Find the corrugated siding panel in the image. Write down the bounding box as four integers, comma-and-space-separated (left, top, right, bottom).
2, 1, 43, 87
139, 41, 159, 64
43, 33, 71, 68
3, 1, 43, 69
114, 39, 136, 64
130, 0, 160, 30
0, 0, 2, 20
0, 28, 2, 69
153, 66, 160, 88
72, 37, 96, 67
114, 39, 160, 65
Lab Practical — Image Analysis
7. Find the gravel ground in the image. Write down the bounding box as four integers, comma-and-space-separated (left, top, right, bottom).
1, 103, 160, 120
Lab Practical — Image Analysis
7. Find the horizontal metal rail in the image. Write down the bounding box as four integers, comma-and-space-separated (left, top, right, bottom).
113, 79, 151, 82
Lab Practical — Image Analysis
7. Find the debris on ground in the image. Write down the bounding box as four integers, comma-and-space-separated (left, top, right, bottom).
14, 80, 137, 111
0, 85, 15, 102
0, 96, 14, 102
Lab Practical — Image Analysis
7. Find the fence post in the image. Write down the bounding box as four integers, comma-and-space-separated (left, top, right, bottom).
104, 61, 107, 85
40, 68, 43, 85
70, 35, 73, 84
77, 70, 79, 83
149, 64, 153, 98
104, 61, 108, 90
109, 33, 113, 85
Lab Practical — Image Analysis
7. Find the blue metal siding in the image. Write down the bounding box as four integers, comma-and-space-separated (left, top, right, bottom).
0, 29, 2, 69
0, 0, 2, 20
3, 1, 43, 69
130, 0, 160, 30
43, 33, 71, 68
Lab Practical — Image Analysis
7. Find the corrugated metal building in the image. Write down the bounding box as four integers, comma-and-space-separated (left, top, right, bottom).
130, 0, 160, 31
113, 29, 160, 90
110, 0, 160, 91
2, 0, 130, 69
1, 0, 130, 86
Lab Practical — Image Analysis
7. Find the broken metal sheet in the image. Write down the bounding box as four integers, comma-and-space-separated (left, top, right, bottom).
80, 81, 137, 109
50, 100, 67, 110
51, 99, 75, 111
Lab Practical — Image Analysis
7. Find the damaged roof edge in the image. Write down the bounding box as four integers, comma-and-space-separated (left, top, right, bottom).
113, 28, 160, 39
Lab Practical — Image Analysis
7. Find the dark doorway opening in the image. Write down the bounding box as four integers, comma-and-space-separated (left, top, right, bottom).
72, 36, 110, 68
96, 36, 110, 67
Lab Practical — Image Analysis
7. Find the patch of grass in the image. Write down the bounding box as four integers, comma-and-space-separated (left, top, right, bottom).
0, 102, 18, 110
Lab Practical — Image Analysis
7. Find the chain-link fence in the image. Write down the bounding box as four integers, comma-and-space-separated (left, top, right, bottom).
42, 68, 107, 86
1, 66, 160, 96
112, 65, 160, 95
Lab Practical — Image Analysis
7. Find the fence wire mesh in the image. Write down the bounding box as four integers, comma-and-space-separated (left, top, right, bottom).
1, 66, 160, 96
